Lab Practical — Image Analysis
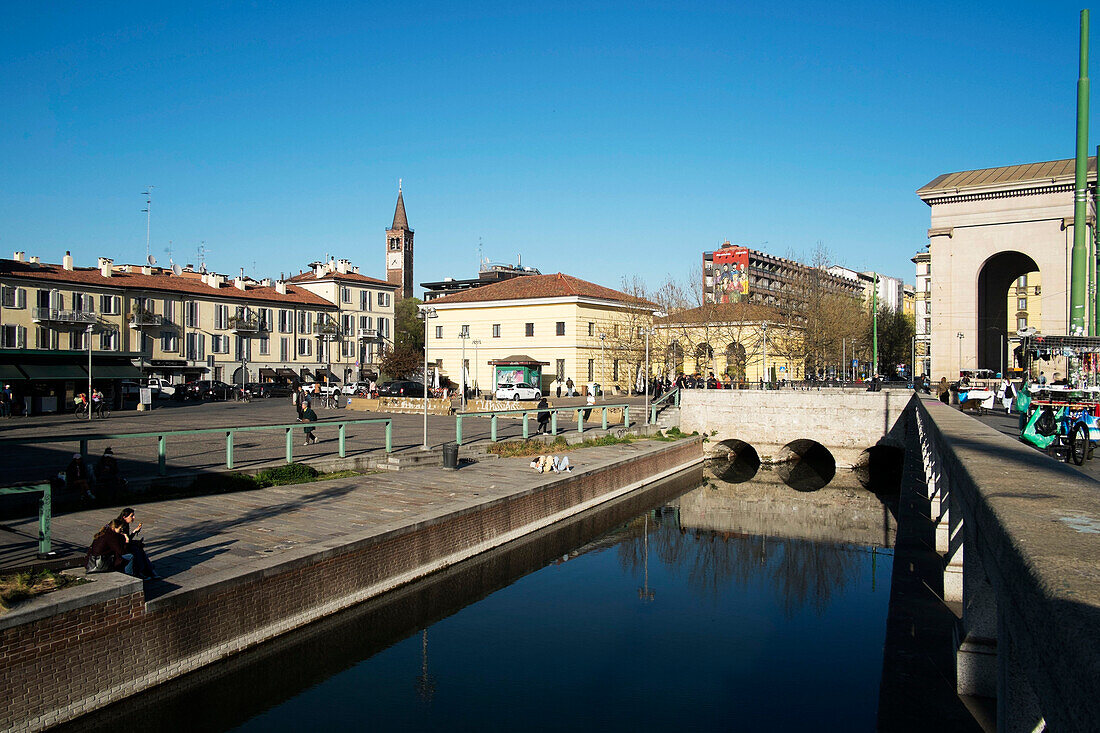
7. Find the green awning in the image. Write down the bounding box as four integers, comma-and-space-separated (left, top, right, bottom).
90, 364, 143, 379
18, 364, 88, 380
0, 364, 26, 381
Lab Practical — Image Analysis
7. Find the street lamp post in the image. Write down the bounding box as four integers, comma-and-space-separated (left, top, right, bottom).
419, 306, 437, 450
86, 324, 94, 421
957, 332, 965, 376
598, 333, 606, 400
644, 310, 667, 425
471, 339, 481, 397
761, 322, 768, 388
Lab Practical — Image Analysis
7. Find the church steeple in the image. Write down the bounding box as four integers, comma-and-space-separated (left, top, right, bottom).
385, 181, 414, 300
392, 183, 410, 231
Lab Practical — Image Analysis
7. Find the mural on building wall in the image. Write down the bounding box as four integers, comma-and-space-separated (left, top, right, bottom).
712, 247, 749, 303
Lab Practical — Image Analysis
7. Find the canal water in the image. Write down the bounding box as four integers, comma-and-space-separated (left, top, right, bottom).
64, 468, 896, 732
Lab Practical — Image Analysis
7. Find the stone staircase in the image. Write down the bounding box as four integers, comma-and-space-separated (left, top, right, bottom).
655, 406, 680, 431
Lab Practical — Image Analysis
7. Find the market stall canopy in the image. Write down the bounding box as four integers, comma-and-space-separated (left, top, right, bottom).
487, 355, 550, 366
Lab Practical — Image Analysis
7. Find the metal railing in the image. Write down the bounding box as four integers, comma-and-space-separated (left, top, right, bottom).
0, 418, 393, 476
649, 388, 680, 424
0, 482, 51, 555
455, 403, 631, 446
128, 311, 164, 327
32, 307, 96, 324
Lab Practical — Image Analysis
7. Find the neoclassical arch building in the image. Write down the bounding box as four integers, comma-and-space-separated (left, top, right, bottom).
917, 158, 1097, 379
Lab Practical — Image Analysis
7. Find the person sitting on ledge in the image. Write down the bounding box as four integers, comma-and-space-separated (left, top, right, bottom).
116, 507, 160, 579
85, 519, 134, 576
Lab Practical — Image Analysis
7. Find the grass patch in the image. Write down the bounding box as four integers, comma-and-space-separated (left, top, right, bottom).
1, 570, 87, 614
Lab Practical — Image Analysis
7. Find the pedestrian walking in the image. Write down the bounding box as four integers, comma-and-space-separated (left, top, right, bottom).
292, 385, 303, 421
0, 384, 11, 418
565, 377, 574, 397
302, 404, 318, 445
553, 377, 561, 398
536, 397, 551, 435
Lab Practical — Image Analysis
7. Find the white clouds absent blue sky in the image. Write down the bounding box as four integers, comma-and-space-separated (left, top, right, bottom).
1, 1, 1096, 291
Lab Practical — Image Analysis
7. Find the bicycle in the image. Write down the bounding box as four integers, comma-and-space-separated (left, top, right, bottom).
75, 402, 110, 419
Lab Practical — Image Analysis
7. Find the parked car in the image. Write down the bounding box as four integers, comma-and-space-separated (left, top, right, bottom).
341, 381, 373, 395
496, 382, 541, 401
378, 380, 425, 397
175, 380, 236, 401
243, 382, 293, 399
146, 377, 176, 399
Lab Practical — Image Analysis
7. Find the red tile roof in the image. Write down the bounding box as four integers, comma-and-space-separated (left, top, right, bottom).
0, 260, 335, 308
287, 270, 396, 288
428, 273, 655, 307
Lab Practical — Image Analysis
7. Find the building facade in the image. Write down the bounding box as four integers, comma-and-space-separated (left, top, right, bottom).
425, 273, 657, 395
421, 262, 540, 302
0, 251, 392, 412
702, 242, 861, 307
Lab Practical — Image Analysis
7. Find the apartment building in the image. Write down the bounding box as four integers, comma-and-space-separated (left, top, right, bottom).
288, 257, 398, 382
0, 251, 391, 413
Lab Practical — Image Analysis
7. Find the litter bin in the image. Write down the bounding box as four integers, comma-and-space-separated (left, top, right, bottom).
442, 442, 459, 470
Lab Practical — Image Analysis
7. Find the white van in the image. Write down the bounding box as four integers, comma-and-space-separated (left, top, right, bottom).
146, 377, 177, 399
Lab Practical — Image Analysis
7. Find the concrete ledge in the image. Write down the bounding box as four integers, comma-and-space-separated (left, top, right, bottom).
0, 572, 142, 632
915, 396, 1100, 732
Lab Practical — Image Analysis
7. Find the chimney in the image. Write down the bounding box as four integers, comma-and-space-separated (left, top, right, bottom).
13, 251, 25, 262
314, 263, 325, 278
352, 266, 360, 274
62, 251, 74, 271
29, 256, 41, 266
337, 259, 351, 274
142, 265, 152, 276
99, 257, 113, 277
275, 281, 287, 295
122, 264, 133, 273
261, 278, 273, 287
234, 277, 247, 291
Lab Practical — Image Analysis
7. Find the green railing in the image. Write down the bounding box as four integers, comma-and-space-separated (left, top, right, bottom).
649, 388, 680, 424
455, 403, 631, 446
0, 482, 51, 555
0, 418, 393, 476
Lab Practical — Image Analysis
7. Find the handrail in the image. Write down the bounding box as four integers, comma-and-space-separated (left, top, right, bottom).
0, 418, 393, 476
0, 482, 51, 555
649, 388, 680, 423
454, 403, 632, 446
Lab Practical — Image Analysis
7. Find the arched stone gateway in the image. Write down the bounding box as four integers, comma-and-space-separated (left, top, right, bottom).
918, 158, 1096, 380
977, 251, 1039, 373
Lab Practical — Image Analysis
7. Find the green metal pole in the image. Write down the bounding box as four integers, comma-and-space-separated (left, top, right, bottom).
225, 430, 234, 470
1094, 143, 1100, 336
456, 415, 463, 446
38, 483, 51, 556
872, 273, 879, 376
1071, 9, 1091, 334
521, 412, 528, 440
385, 420, 392, 452
158, 435, 166, 475
551, 410, 558, 435
339, 423, 346, 458
285, 427, 293, 463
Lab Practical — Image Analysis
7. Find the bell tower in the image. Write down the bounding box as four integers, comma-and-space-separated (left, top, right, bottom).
385, 183, 414, 300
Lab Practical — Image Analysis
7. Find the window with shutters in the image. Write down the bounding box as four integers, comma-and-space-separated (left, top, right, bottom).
2, 286, 26, 308
525, 323, 534, 337
185, 301, 200, 327
556, 322, 565, 336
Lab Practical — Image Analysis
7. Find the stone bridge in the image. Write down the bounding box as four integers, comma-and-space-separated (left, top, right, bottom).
679, 388, 909, 468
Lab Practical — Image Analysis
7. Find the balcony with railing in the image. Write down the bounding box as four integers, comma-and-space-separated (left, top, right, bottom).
229, 316, 264, 334
32, 308, 97, 325
128, 309, 163, 328
357, 327, 378, 339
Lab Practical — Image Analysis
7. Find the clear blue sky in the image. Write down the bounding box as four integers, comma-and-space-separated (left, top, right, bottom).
2, 1, 1096, 293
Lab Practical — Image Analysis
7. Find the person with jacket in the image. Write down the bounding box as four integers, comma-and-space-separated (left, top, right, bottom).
85, 519, 134, 575
292, 384, 303, 420
302, 404, 318, 445
535, 397, 551, 435
116, 507, 160, 579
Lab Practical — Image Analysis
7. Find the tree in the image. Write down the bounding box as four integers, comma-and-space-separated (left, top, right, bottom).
867, 306, 915, 378
379, 346, 423, 380
394, 297, 424, 352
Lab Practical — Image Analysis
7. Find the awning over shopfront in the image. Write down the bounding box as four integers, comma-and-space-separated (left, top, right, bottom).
300, 368, 314, 380
0, 364, 26, 381
19, 364, 88, 380
314, 368, 340, 382
92, 364, 143, 379
259, 368, 278, 379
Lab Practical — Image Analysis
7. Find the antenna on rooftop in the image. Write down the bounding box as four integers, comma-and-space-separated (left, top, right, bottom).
141, 186, 154, 260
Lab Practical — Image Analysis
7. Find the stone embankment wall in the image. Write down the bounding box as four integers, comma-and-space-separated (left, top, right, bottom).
0, 438, 701, 733
680, 389, 911, 466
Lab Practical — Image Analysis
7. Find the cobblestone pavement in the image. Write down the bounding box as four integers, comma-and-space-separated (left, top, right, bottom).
0, 395, 649, 486
2, 441, 678, 602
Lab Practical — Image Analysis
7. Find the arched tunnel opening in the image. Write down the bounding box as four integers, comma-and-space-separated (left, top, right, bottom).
705, 439, 761, 483
853, 444, 905, 495
775, 439, 836, 492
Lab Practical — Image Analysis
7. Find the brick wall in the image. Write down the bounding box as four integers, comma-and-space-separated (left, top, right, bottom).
0, 438, 700, 732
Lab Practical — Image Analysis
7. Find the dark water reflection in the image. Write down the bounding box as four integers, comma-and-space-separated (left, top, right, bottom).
61, 469, 892, 733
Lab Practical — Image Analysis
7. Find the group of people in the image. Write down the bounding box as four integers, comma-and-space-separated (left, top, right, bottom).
74, 388, 107, 416
85, 507, 161, 580
63, 447, 126, 503
529, 454, 573, 473
290, 386, 319, 445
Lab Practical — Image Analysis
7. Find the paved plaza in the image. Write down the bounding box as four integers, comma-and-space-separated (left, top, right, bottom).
0, 394, 648, 486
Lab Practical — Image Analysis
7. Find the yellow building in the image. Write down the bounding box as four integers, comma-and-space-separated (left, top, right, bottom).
0, 251, 394, 412
424, 273, 658, 395
654, 303, 803, 383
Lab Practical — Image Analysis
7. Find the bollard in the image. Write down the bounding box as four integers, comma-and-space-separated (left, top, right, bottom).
624, 406, 630, 428
339, 423, 346, 458
601, 407, 608, 430
522, 412, 528, 439
551, 410, 558, 435
226, 430, 234, 469
385, 420, 392, 452
285, 428, 293, 463
578, 406, 583, 433
456, 415, 464, 446
491, 414, 498, 442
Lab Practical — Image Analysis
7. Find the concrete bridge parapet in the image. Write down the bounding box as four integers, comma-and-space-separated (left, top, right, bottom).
679, 388, 910, 467
913, 395, 1100, 732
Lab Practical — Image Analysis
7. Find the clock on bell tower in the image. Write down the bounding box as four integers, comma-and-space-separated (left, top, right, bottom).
385, 183, 414, 300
